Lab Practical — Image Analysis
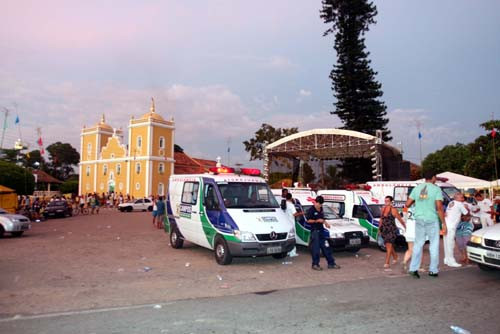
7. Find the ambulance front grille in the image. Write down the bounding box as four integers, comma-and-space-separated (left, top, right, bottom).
256, 233, 287, 241
484, 239, 500, 249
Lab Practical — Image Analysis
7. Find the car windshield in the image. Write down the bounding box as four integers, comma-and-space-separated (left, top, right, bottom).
217, 182, 279, 209
442, 187, 460, 200
302, 204, 340, 220
368, 205, 382, 218
48, 201, 65, 207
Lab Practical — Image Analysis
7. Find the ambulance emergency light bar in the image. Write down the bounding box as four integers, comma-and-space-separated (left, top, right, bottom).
344, 184, 372, 191
208, 166, 261, 176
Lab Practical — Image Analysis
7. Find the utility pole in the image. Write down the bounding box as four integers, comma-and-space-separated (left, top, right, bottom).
416, 120, 423, 177
1, 107, 9, 149
226, 137, 231, 166
491, 113, 498, 187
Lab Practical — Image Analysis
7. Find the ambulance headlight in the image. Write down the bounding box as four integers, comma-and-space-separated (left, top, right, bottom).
470, 235, 483, 245
288, 228, 296, 239
362, 230, 368, 236
234, 230, 256, 242
332, 232, 344, 239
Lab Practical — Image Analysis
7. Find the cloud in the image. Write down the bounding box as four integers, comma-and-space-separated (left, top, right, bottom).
387, 108, 480, 163
296, 89, 312, 102
263, 56, 297, 70
0, 77, 262, 163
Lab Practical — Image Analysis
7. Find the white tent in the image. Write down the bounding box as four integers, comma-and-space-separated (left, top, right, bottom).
437, 171, 491, 189
490, 179, 500, 187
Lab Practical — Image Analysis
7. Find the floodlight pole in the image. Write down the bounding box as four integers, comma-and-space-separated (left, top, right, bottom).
493, 130, 498, 189
0, 108, 9, 149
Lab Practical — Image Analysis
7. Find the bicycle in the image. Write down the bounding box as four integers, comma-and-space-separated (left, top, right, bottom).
73, 206, 89, 216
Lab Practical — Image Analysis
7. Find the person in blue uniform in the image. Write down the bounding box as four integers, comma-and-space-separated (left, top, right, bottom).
306, 195, 341, 271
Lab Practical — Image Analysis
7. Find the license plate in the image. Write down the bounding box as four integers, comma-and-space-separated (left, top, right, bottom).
486, 251, 500, 260
349, 238, 361, 245
21, 225, 30, 230
266, 246, 282, 254
56, 210, 63, 212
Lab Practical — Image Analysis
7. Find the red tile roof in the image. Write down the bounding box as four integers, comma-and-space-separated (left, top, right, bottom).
174, 152, 217, 174
32, 170, 63, 184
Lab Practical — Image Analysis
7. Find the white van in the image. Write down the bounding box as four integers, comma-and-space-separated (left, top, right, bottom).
467, 223, 500, 271
367, 180, 460, 209
271, 187, 369, 252
166, 167, 295, 265
317, 189, 405, 250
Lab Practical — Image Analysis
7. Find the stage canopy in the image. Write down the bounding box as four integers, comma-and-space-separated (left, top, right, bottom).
263, 128, 404, 181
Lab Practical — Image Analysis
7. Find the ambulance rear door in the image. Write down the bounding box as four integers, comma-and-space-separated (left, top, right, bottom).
178, 179, 204, 246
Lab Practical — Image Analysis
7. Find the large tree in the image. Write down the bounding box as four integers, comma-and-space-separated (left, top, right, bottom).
422, 143, 470, 176
320, 0, 390, 141
301, 162, 316, 185
0, 160, 35, 195
243, 123, 298, 161
420, 121, 500, 181
45, 142, 80, 181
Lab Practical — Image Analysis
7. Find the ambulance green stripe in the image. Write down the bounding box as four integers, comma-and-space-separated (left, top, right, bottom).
295, 221, 310, 244
163, 216, 170, 233
197, 177, 241, 247
358, 218, 378, 240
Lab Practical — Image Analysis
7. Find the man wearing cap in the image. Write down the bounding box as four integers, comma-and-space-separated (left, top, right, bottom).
306, 195, 340, 271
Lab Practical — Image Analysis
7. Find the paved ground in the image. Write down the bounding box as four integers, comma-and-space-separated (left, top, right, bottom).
0, 266, 498, 334
1, 209, 497, 331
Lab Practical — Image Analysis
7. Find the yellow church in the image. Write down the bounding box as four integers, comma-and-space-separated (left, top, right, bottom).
79, 99, 174, 198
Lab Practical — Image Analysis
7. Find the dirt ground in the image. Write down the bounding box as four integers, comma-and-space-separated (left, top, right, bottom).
0, 209, 465, 317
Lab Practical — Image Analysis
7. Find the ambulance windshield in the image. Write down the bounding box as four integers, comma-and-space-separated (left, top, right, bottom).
368, 205, 382, 218
302, 205, 341, 220
442, 186, 460, 200
218, 182, 279, 209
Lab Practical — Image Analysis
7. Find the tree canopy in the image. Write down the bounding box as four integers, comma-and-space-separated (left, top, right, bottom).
301, 162, 316, 185
421, 121, 500, 180
320, 0, 390, 141
243, 123, 298, 161
45, 142, 80, 181
0, 160, 35, 195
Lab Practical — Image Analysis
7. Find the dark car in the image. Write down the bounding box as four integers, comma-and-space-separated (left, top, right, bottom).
43, 200, 72, 218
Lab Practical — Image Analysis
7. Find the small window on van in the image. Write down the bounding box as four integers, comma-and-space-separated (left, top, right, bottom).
394, 187, 409, 202
182, 182, 199, 205
352, 205, 369, 220
204, 184, 220, 210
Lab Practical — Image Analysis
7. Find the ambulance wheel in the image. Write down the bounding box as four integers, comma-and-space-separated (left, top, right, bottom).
272, 252, 288, 259
214, 236, 232, 265
170, 227, 184, 249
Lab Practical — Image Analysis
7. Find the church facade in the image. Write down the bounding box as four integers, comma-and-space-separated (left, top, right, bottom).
79, 100, 175, 198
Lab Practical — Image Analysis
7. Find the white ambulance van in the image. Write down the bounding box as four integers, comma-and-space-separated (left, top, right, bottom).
166, 167, 295, 265
317, 189, 404, 250
367, 180, 460, 209
367, 180, 466, 241
271, 187, 369, 252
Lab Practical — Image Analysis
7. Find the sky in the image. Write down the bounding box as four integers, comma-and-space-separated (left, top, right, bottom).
1, 0, 500, 169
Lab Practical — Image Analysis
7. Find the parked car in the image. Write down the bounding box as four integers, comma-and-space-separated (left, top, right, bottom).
43, 200, 73, 218
118, 198, 153, 212
0, 208, 31, 237
467, 223, 500, 271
